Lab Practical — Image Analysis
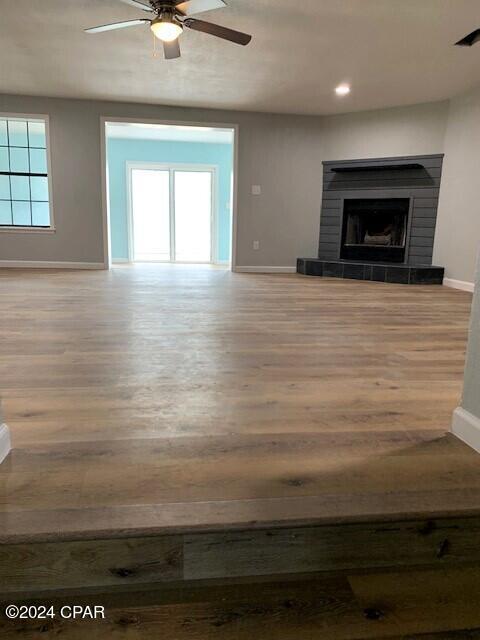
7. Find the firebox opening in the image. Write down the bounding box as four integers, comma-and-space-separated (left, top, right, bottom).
340, 198, 410, 263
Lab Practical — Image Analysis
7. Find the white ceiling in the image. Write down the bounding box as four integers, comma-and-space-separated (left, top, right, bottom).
106, 122, 234, 143
1, 0, 480, 116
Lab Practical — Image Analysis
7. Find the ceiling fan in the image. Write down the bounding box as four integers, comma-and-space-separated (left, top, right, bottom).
85, 0, 252, 59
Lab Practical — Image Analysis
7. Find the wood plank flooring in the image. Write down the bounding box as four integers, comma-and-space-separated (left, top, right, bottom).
2, 567, 480, 639
0, 264, 477, 540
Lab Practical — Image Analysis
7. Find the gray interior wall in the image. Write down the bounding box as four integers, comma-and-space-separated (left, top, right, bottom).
0, 95, 106, 264
433, 86, 480, 284
0, 94, 326, 267
462, 254, 480, 416
320, 101, 449, 162
0, 94, 449, 268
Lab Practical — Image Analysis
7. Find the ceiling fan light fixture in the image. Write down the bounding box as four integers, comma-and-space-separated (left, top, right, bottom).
151, 17, 183, 42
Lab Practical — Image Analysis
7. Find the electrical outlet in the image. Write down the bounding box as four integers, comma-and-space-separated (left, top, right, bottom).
253, 241, 260, 250
251, 185, 261, 195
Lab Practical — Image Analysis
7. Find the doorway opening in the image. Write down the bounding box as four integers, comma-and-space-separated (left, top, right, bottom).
104, 120, 236, 268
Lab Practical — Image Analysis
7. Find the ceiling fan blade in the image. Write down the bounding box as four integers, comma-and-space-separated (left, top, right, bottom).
164, 39, 181, 59
117, 0, 153, 11
85, 19, 151, 34
184, 18, 251, 45
175, 0, 226, 16
455, 28, 480, 46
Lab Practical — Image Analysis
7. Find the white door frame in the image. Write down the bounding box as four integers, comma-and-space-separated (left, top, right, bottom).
100, 117, 238, 270
127, 161, 218, 264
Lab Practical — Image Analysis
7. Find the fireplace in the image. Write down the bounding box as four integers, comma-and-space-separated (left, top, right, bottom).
340, 198, 410, 263
297, 154, 445, 284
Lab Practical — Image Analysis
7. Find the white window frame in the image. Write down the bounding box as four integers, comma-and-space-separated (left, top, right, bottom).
0, 112, 55, 234
126, 161, 219, 264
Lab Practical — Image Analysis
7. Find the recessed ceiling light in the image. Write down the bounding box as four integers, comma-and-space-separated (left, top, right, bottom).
335, 84, 351, 96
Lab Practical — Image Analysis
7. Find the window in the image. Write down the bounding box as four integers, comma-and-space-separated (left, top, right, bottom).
0, 116, 52, 229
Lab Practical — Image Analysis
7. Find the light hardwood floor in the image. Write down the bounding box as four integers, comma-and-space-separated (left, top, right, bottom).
0, 264, 478, 539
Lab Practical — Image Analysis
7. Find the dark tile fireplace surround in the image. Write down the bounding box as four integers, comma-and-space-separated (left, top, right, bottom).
297, 155, 445, 284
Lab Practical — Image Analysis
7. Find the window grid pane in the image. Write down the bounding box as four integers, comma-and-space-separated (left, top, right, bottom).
0, 175, 11, 199
0, 147, 9, 172
29, 148, 47, 173
27, 121, 46, 149
32, 202, 50, 226
9, 147, 30, 173
12, 201, 32, 226
0, 120, 8, 146
30, 176, 49, 201
0, 116, 50, 227
0, 201, 12, 225
8, 120, 28, 147
11, 175, 30, 200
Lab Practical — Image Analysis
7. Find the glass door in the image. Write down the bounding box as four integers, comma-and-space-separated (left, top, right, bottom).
131, 168, 171, 262
174, 170, 212, 263
130, 165, 214, 264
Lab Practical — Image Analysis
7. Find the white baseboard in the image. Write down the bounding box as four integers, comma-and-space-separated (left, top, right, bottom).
452, 406, 480, 453
235, 266, 297, 274
443, 278, 474, 293
0, 424, 11, 464
112, 258, 130, 264
0, 260, 105, 270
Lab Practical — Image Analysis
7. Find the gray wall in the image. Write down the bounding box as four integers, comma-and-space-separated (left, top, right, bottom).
0, 96, 106, 264
321, 101, 449, 162
462, 254, 480, 416
0, 94, 449, 268
433, 86, 480, 284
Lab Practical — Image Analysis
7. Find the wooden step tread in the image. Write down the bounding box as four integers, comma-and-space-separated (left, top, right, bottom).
1, 567, 480, 639
3, 514, 480, 598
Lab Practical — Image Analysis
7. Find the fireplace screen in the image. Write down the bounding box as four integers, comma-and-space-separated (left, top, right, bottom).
340, 198, 410, 262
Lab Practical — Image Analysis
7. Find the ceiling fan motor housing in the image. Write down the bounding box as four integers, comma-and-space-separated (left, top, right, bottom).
150, 1, 183, 15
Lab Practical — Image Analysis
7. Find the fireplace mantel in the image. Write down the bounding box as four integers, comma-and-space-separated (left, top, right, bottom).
331, 162, 423, 173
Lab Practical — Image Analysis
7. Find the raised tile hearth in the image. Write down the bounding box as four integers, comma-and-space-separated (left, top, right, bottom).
297, 258, 444, 285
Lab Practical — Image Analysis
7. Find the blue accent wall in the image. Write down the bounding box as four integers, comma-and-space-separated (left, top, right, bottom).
107, 138, 233, 262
